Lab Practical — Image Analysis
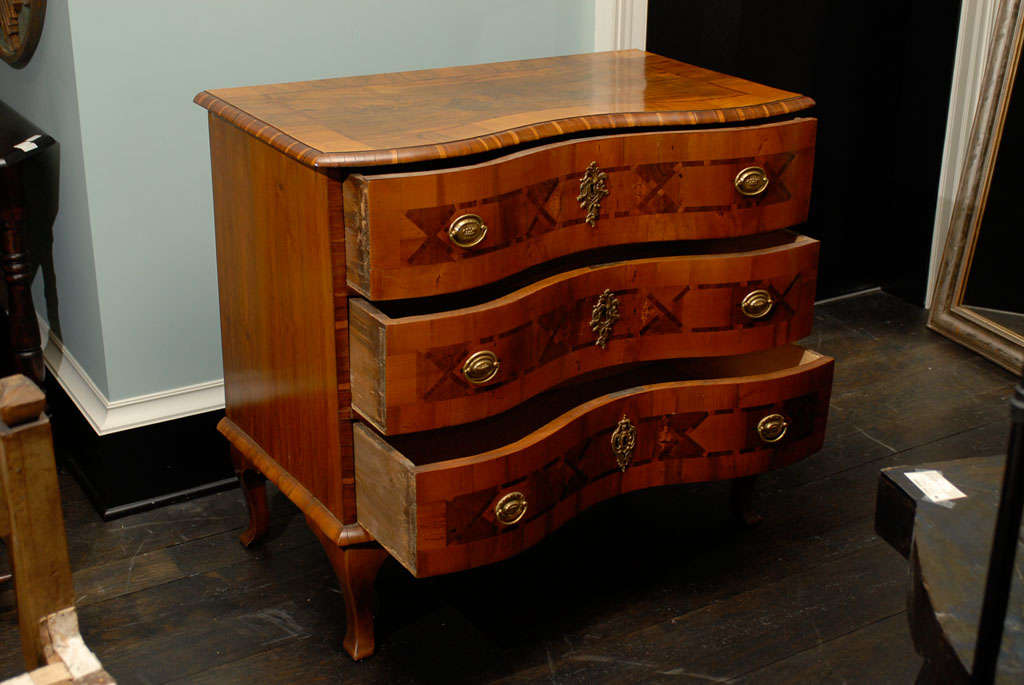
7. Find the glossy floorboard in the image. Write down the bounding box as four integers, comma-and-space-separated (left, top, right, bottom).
0, 291, 1016, 684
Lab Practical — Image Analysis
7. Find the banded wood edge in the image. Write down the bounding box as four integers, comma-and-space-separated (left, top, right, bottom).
218, 418, 371, 548
195, 91, 815, 169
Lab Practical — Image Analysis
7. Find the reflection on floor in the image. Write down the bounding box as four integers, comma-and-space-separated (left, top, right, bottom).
0, 291, 1017, 684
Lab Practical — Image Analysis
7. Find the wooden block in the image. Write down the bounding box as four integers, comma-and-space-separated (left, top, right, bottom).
0, 375, 45, 428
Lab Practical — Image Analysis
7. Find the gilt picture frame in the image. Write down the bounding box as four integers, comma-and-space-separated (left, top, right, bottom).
929, 0, 1024, 375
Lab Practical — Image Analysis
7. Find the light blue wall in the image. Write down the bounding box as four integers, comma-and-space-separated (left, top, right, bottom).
30, 1, 595, 401
0, 1, 109, 394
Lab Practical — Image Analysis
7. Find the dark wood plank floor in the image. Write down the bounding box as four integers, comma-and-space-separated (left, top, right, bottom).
0, 291, 1017, 683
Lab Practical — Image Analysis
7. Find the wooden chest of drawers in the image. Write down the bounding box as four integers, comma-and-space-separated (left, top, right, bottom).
195, 50, 833, 660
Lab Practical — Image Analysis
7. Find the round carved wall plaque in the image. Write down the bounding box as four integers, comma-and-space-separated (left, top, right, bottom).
0, 0, 46, 69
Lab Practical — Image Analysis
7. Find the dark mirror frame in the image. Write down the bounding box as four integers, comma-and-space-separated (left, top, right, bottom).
930, 0, 1024, 375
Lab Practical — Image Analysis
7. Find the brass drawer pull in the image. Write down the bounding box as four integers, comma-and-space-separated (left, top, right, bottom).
462, 350, 500, 385
757, 413, 789, 444
611, 414, 637, 472
590, 289, 620, 349
495, 491, 527, 525
578, 161, 609, 227
734, 166, 770, 197
448, 214, 488, 248
741, 289, 775, 320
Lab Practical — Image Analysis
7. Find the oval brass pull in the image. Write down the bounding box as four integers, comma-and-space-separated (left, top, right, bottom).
448, 213, 488, 248
757, 413, 789, 444
741, 289, 775, 320
495, 491, 527, 525
462, 350, 500, 385
734, 166, 770, 197
590, 289, 620, 349
578, 161, 610, 227
610, 414, 637, 472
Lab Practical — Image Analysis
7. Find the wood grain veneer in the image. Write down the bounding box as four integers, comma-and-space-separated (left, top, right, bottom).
355, 346, 834, 577
208, 114, 354, 525
194, 50, 814, 168
350, 234, 819, 435
344, 118, 816, 299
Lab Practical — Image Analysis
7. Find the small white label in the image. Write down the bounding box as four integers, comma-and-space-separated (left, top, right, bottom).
13, 141, 37, 152
906, 469, 967, 503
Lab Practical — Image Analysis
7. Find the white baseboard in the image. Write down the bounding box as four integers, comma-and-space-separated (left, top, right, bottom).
38, 316, 225, 435
595, 0, 647, 51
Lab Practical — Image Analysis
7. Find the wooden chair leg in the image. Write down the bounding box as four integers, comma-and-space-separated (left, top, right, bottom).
0, 167, 45, 387
730, 474, 764, 527
229, 446, 269, 547
0, 376, 74, 669
311, 522, 388, 661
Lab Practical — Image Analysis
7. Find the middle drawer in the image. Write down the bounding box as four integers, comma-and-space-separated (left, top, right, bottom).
350, 233, 819, 435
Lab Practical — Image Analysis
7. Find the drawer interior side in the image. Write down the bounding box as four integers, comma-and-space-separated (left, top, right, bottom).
353, 423, 418, 574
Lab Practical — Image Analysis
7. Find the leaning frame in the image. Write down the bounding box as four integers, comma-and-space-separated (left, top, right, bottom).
929, 0, 1024, 375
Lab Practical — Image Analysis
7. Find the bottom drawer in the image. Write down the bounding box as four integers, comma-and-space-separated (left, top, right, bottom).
354, 345, 833, 577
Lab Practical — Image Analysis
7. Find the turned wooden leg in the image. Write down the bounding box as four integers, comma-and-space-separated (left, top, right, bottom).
730, 475, 764, 527
311, 522, 388, 661
229, 446, 269, 547
0, 167, 44, 387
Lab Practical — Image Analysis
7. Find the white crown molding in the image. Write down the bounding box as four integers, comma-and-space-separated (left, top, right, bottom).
38, 316, 225, 435
926, 0, 1000, 307
595, 0, 647, 51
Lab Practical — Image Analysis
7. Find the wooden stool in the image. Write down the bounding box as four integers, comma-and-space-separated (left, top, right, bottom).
0, 375, 112, 682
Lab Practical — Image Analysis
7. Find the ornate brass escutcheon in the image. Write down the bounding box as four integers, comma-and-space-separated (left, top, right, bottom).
462, 350, 500, 385
577, 161, 610, 227
448, 213, 488, 248
610, 414, 637, 472
495, 491, 527, 525
740, 289, 775, 320
757, 413, 789, 444
734, 166, 770, 197
590, 289, 620, 349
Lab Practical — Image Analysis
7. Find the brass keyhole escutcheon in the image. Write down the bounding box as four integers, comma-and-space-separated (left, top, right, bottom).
734, 166, 770, 197
741, 289, 775, 320
757, 413, 789, 444
578, 161, 610, 227
610, 414, 637, 472
590, 289, 620, 349
448, 213, 488, 248
495, 492, 527, 525
462, 350, 500, 385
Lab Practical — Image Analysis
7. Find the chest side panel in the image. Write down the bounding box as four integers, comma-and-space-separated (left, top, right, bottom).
209, 114, 348, 522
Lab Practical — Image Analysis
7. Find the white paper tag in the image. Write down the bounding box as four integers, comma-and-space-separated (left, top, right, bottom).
906, 469, 967, 503
13, 141, 37, 152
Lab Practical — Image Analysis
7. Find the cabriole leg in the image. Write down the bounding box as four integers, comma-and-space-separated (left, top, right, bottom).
730, 474, 764, 527
311, 523, 388, 661
229, 446, 269, 547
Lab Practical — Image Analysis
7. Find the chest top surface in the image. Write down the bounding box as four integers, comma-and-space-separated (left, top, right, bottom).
194, 50, 813, 169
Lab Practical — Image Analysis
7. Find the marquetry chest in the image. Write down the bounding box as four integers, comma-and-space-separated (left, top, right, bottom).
195, 50, 833, 660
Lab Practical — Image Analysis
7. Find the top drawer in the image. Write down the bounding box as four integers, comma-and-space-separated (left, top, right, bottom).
344, 118, 816, 300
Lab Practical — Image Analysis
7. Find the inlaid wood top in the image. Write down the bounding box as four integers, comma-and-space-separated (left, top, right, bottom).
194, 50, 814, 168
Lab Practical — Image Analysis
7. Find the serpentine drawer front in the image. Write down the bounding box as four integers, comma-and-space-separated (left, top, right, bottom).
344, 119, 816, 300
349, 233, 819, 435
354, 345, 834, 577
195, 50, 831, 660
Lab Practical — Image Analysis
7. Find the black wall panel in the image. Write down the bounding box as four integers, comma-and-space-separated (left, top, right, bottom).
647, 0, 963, 303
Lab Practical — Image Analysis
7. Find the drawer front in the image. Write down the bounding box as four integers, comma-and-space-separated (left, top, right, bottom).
349, 234, 819, 435
344, 118, 817, 300
354, 346, 834, 577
